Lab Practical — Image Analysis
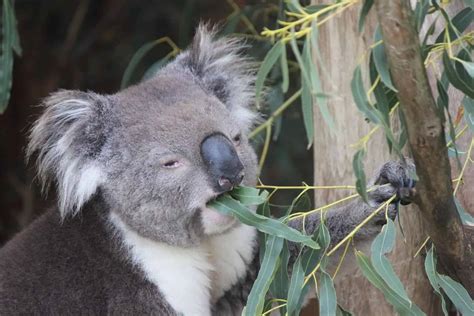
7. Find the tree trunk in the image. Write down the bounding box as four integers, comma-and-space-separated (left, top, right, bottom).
374, 0, 473, 294
302, 0, 470, 314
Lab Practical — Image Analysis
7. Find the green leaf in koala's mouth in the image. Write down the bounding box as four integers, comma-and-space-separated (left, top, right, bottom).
208, 189, 319, 250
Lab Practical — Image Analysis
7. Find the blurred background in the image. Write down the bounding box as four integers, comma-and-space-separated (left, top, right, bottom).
0, 0, 313, 245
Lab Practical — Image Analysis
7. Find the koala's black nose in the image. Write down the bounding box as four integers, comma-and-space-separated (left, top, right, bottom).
201, 133, 244, 192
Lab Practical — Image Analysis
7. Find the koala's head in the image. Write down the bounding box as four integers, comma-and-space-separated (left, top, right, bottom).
27, 25, 259, 247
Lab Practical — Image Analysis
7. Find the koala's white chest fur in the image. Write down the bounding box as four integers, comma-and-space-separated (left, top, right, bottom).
110, 214, 256, 316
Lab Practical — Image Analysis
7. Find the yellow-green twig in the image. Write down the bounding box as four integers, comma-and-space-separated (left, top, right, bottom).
453, 137, 474, 195
326, 195, 397, 257
250, 89, 302, 139
413, 236, 431, 258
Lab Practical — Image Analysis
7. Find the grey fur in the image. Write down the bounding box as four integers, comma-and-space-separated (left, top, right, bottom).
1, 25, 415, 315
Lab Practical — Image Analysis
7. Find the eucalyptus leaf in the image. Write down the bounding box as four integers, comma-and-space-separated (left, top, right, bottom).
414, 0, 430, 31
142, 55, 172, 81
438, 275, 474, 315
0, 0, 19, 113
319, 270, 337, 316
463, 96, 474, 132
244, 235, 284, 316
435, 7, 474, 43
454, 197, 474, 226
301, 71, 314, 148
358, 0, 374, 33
424, 246, 448, 316
308, 24, 336, 133
351, 66, 380, 124
370, 219, 412, 302
210, 195, 320, 249
353, 149, 368, 202
280, 47, 289, 93
356, 251, 426, 315
268, 85, 284, 141
443, 51, 474, 99
287, 255, 305, 316
230, 186, 269, 206
256, 41, 283, 108
121, 39, 169, 89
459, 60, 474, 78
269, 240, 290, 302
373, 27, 397, 91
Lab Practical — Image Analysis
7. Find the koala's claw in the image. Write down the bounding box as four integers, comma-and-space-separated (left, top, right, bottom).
370, 159, 417, 206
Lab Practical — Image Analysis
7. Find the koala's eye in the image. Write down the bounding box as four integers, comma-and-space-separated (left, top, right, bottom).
162, 160, 182, 169
232, 134, 242, 145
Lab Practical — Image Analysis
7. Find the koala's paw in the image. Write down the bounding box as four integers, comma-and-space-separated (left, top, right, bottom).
369, 159, 417, 208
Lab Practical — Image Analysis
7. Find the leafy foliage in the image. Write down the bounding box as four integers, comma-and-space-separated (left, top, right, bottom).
117, 0, 474, 314
0, 0, 465, 314
0, 0, 21, 113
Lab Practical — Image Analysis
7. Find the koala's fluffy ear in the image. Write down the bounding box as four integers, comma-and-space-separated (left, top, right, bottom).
27, 90, 109, 218
177, 24, 259, 132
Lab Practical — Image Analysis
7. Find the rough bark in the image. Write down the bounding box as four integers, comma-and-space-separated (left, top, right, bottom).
374, 0, 473, 294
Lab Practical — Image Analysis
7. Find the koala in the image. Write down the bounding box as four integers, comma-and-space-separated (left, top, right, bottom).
0, 25, 415, 316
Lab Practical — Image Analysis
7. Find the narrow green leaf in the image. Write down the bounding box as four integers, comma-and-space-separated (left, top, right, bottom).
304, 4, 330, 14
318, 221, 331, 251
210, 195, 320, 249
414, 0, 430, 31
230, 186, 269, 206
269, 240, 290, 302
255, 41, 283, 108
443, 51, 474, 99
369, 53, 390, 124
0, 0, 16, 113
290, 31, 311, 90
301, 71, 314, 148
121, 39, 167, 89
438, 275, 474, 315
373, 27, 397, 92
222, 11, 242, 35
356, 251, 426, 315
371, 219, 411, 302
435, 7, 474, 43
353, 149, 368, 202
437, 78, 461, 167
268, 85, 284, 141
351, 66, 380, 124
459, 60, 474, 78
280, 47, 289, 93
319, 270, 337, 316
142, 55, 172, 81
358, 0, 374, 33
398, 108, 408, 149
287, 255, 305, 316
424, 246, 448, 316
454, 197, 474, 227
245, 235, 284, 316
308, 24, 336, 133
9, 0, 21, 55
436, 79, 449, 113
464, 96, 474, 132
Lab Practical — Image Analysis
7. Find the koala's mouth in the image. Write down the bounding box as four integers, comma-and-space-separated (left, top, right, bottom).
201, 193, 237, 235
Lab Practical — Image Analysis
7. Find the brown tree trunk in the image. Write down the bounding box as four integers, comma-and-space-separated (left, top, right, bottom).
374, 0, 473, 294
302, 0, 471, 314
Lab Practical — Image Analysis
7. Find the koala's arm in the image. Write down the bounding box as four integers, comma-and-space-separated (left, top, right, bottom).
289, 159, 415, 247
212, 160, 415, 315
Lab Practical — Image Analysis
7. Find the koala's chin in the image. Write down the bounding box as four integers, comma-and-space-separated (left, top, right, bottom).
200, 205, 238, 236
